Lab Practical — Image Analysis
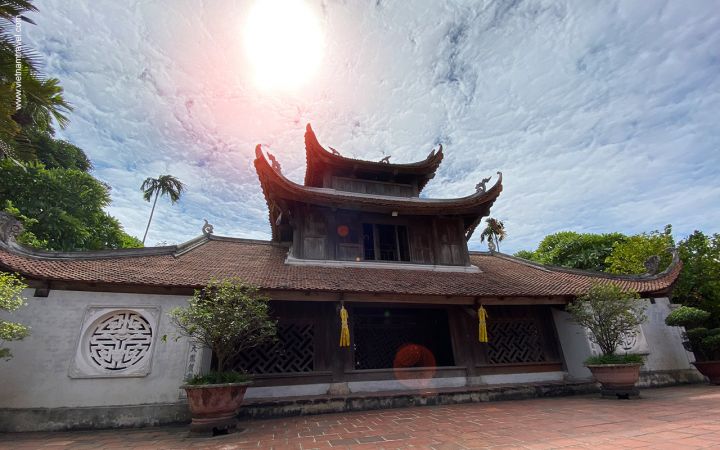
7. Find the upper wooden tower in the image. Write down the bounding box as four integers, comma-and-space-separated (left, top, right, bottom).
254, 124, 502, 268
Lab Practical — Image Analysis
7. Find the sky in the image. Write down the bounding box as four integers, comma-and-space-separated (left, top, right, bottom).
24, 0, 720, 253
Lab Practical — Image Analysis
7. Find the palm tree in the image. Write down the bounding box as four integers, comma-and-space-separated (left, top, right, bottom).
140, 175, 186, 245
480, 217, 506, 252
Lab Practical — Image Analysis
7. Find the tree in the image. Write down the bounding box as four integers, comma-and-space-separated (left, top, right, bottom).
605, 225, 674, 275
0, 1, 141, 251
672, 231, 720, 328
0, 1, 72, 163
140, 175, 185, 245
0, 159, 142, 250
514, 231, 627, 272
168, 278, 277, 378
566, 283, 645, 356
0, 272, 30, 360
480, 217, 506, 252
22, 130, 91, 171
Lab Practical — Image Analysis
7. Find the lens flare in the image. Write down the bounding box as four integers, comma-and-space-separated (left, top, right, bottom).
243, 0, 324, 91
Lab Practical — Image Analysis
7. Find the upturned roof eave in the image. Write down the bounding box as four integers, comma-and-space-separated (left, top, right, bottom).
256, 145, 501, 219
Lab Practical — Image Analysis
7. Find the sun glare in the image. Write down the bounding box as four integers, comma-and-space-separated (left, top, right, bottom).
244, 0, 324, 91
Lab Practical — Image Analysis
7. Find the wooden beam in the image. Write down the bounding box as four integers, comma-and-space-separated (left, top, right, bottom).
265, 290, 569, 305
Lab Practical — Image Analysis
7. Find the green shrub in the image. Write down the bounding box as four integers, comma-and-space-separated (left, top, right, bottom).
168, 278, 277, 379
566, 283, 645, 357
0, 272, 30, 360
664, 306, 720, 360
585, 354, 644, 365
665, 306, 711, 328
185, 371, 251, 386
701, 334, 720, 358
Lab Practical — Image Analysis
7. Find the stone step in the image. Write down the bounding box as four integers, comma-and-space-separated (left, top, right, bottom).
239, 380, 600, 419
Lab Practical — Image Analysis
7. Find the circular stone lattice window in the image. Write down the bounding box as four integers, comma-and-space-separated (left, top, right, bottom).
87, 311, 154, 371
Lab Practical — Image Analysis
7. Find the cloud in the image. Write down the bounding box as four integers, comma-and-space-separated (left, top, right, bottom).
23, 0, 720, 253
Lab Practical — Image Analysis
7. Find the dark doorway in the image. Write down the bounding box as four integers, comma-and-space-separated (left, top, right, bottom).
353, 307, 455, 369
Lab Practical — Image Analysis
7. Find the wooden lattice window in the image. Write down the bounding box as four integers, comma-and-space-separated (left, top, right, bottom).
231, 323, 315, 374
353, 307, 454, 369
487, 319, 547, 364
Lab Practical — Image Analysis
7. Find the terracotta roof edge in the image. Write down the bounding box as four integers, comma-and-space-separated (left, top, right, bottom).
206, 235, 282, 246
0, 237, 201, 261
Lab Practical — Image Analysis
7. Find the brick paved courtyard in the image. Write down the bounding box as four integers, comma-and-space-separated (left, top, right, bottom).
2, 385, 720, 449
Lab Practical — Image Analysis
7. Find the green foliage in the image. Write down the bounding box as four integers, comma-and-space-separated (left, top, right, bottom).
566, 283, 645, 356
0, 272, 30, 360
185, 371, 251, 386
663, 231, 720, 360
0, 1, 72, 162
22, 130, 91, 171
584, 353, 644, 365
168, 278, 277, 375
514, 231, 627, 272
665, 306, 711, 329
0, 160, 142, 250
0, 2, 139, 251
701, 334, 720, 357
141, 175, 186, 204
665, 305, 720, 361
672, 231, 720, 328
605, 225, 674, 275
513, 250, 536, 260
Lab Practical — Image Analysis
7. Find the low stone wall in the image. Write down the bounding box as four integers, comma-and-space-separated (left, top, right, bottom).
0, 403, 190, 433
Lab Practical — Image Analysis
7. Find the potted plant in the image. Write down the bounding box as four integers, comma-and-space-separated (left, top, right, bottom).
168, 278, 276, 436
665, 306, 720, 384
566, 282, 646, 398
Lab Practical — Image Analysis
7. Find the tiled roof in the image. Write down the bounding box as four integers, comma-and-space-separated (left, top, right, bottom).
0, 235, 681, 298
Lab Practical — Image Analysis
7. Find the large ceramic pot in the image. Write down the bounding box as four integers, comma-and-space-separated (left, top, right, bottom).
693, 361, 720, 384
586, 363, 642, 399
182, 382, 251, 436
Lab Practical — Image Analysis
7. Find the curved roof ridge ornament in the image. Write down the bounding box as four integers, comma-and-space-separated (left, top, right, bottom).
428, 143, 442, 159
475, 171, 502, 193
202, 219, 214, 236
255, 144, 283, 173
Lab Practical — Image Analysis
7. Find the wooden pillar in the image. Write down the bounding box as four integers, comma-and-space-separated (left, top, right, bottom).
448, 305, 485, 378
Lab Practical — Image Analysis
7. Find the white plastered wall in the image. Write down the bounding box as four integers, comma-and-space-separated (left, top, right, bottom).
0, 289, 200, 409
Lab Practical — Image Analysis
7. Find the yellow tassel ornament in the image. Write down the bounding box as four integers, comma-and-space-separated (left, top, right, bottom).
339, 305, 350, 347
478, 305, 489, 343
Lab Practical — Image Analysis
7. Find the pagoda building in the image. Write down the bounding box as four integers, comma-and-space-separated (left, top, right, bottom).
255, 124, 501, 268
0, 125, 692, 432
